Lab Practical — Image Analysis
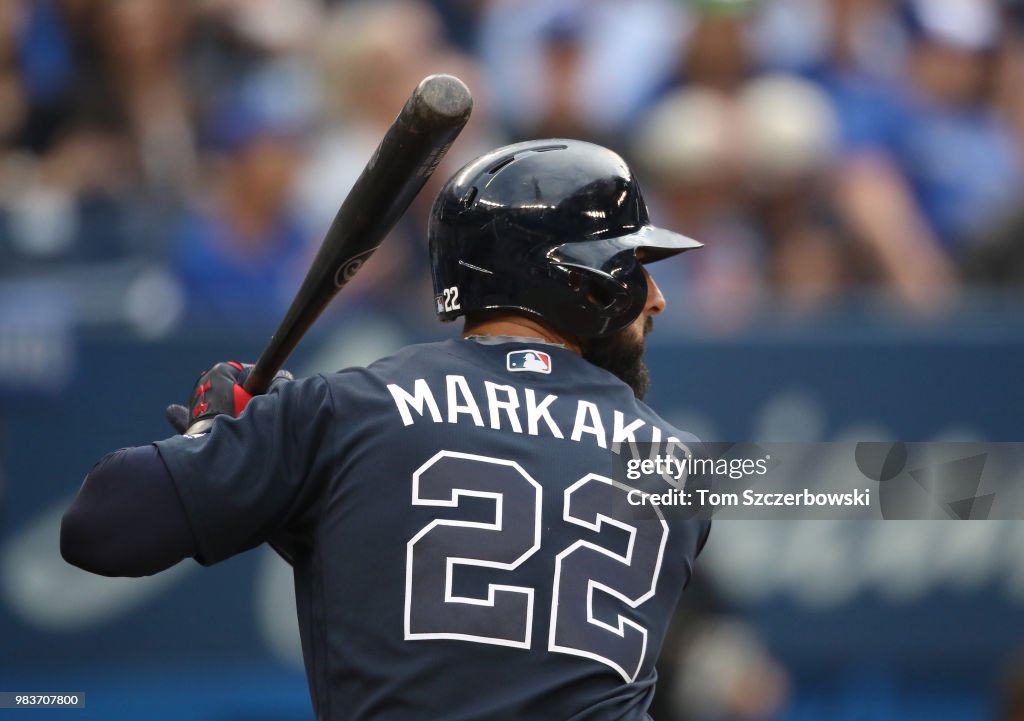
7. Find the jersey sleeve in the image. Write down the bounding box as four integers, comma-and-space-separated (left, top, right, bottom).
154, 373, 335, 565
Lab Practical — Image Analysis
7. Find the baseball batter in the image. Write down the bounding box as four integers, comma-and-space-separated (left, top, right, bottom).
62, 140, 710, 720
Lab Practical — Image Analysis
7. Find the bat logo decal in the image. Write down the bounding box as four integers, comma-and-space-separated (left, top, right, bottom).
334, 248, 379, 288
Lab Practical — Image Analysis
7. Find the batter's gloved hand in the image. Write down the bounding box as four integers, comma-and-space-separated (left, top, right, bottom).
165, 361, 294, 435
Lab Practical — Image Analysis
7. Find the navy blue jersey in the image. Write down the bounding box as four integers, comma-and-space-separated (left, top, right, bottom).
155, 338, 710, 721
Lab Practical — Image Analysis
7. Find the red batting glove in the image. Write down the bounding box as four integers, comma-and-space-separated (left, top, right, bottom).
165, 362, 293, 435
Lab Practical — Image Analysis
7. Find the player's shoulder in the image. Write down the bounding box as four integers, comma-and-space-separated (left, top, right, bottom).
361, 339, 472, 380
367, 339, 463, 367
312, 340, 465, 397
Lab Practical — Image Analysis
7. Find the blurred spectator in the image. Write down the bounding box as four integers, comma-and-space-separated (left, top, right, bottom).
477, 0, 686, 142
527, 14, 593, 140
634, 71, 855, 328
787, 0, 960, 312
996, 0, 1024, 147
297, 0, 456, 236
186, 0, 321, 117
633, 86, 766, 332
738, 75, 851, 311
965, 2, 1024, 287
895, 0, 1022, 255
0, 126, 142, 273
670, 618, 790, 721
647, 569, 791, 721
170, 86, 311, 326
91, 0, 196, 195
4, 0, 79, 155
681, 0, 755, 95
193, 0, 320, 56
753, 0, 907, 80
295, 0, 493, 316
0, 0, 196, 275
426, 0, 489, 52
0, 1, 54, 152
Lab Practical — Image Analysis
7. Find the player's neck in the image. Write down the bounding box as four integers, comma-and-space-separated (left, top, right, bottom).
463, 315, 582, 355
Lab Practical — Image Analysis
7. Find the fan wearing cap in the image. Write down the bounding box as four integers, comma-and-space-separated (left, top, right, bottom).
60, 139, 710, 721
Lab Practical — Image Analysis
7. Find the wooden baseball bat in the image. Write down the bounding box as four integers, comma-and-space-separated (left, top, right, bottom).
243, 74, 473, 394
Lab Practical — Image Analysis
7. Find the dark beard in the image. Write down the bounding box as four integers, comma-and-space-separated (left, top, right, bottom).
582, 318, 652, 399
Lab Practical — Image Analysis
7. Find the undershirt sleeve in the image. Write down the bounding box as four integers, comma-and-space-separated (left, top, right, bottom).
60, 444, 198, 577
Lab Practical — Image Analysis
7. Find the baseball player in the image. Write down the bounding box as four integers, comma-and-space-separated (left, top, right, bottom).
62, 139, 710, 720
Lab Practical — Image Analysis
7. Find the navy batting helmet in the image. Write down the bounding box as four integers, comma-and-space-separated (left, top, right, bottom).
429, 139, 702, 338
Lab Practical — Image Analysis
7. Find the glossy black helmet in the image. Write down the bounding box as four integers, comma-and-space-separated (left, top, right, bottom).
429, 139, 702, 338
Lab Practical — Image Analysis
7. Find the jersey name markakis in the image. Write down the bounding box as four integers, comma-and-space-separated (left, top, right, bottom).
386, 375, 683, 450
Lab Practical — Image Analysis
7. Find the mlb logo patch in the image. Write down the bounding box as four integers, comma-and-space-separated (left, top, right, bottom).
507, 350, 552, 374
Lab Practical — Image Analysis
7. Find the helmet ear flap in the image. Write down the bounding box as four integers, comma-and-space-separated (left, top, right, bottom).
551, 261, 648, 338
581, 273, 621, 311
583, 262, 648, 325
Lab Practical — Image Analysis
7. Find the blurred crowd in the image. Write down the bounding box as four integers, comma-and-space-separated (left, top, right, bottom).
1, 0, 1023, 334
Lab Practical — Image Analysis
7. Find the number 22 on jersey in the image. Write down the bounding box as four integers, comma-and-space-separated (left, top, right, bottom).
404, 451, 669, 682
